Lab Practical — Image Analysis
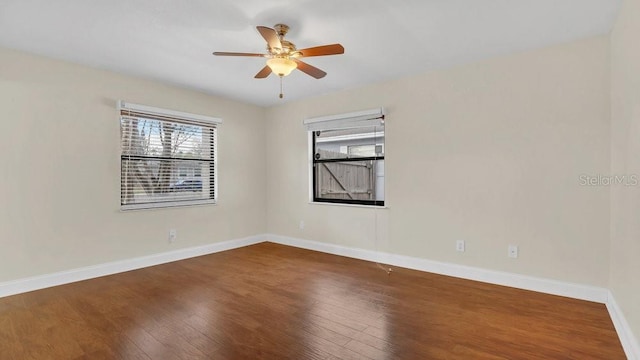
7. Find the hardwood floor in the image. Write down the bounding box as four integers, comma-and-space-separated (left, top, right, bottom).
0, 242, 625, 359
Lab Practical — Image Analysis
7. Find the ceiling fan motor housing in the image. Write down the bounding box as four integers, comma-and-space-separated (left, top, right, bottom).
269, 24, 298, 57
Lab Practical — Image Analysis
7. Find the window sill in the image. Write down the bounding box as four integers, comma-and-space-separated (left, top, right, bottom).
308, 201, 387, 209
121, 199, 217, 211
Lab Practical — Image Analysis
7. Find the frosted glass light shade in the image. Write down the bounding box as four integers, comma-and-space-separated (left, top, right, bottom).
267, 57, 297, 76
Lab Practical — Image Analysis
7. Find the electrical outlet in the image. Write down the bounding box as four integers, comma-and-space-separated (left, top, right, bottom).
299, 220, 305, 230
169, 229, 177, 243
508, 245, 518, 258
456, 240, 465, 252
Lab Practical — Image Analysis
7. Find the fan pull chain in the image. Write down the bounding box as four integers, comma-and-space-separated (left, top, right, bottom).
279, 76, 284, 99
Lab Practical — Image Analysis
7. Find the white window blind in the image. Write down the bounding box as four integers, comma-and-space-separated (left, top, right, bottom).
303, 108, 385, 131
119, 101, 221, 210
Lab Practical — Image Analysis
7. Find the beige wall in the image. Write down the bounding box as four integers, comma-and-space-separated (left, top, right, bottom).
266, 36, 611, 286
611, 0, 640, 343
0, 47, 267, 282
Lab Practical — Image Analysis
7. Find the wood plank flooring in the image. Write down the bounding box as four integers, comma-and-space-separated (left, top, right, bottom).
0, 242, 625, 359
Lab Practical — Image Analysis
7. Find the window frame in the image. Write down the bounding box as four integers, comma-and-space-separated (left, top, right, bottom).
305, 108, 385, 207
119, 101, 221, 211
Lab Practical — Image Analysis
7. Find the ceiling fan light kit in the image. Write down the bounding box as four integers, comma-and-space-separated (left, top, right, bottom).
213, 23, 344, 99
266, 57, 297, 77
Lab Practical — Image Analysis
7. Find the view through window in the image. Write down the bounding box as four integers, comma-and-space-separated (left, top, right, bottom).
119, 104, 219, 209
312, 125, 384, 206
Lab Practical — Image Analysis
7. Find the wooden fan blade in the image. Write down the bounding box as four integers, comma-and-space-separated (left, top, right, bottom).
254, 66, 272, 79
256, 26, 282, 51
292, 59, 327, 79
298, 44, 345, 58
213, 52, 265, 57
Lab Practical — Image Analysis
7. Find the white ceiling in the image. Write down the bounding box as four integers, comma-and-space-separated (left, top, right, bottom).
0, 0, 621, 107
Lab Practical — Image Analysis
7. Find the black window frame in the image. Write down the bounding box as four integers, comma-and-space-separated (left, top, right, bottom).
311, 129, 385, 207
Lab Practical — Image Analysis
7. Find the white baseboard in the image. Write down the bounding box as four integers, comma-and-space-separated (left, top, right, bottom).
607, 291, 640, 360
0, 234, 265, 298
266, 234, 609, 303
1, 233, 608, 303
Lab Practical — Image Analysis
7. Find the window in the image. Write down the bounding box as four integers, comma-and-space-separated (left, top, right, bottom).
304, 108, 385, 206
119, 101, 221, 210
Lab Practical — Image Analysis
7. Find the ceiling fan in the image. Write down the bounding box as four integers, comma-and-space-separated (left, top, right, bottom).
213, 24, 344, 98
